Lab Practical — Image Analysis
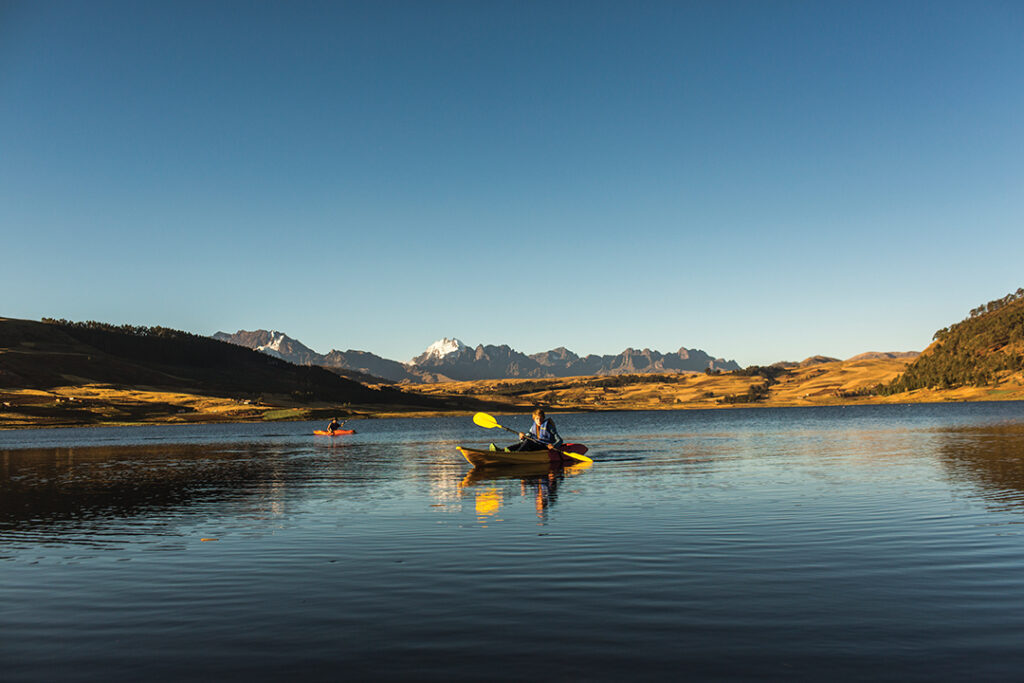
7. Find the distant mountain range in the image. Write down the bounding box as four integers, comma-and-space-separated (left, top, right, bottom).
212, 331, 742, 383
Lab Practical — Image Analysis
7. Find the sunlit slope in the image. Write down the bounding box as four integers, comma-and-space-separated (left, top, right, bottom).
769, 356, 916, 402
884, 289, 1024, 392
404, 354, 920, 410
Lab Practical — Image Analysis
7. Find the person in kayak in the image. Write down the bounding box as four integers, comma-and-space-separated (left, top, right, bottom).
504, 408, 564, 452
326, 417, 344, 434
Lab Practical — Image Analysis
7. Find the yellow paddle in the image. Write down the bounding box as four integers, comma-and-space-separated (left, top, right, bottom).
471, 412, 593, 463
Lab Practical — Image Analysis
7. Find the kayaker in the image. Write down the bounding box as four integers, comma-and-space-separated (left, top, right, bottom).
506, 408, 563, 452
326, 417, 343, 434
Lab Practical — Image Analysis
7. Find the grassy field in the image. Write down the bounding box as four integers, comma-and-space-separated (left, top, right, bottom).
0, 384, 312, 429
0, 383, 499, 430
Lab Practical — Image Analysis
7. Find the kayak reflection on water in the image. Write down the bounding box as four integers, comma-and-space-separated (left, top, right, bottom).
459, 461, 592, 523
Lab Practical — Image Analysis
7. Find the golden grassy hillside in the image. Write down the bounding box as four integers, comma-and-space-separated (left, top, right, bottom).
403, 355, 1024, 411
0, 383, 350, 429
0, 381, 501, 429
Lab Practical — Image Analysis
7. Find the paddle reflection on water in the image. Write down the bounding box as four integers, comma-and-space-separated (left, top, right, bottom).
459, 461, 592, 523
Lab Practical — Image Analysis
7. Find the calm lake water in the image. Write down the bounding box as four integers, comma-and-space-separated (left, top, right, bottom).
4, 403, 1024, 681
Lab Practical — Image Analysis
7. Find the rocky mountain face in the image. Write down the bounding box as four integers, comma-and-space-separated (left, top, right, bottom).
211, 330, 321, 365
213, 331, 741, 383
411, 343, 539, 381
560, 347, 740, 375
319, 349, 423, 383
407, 338, 742, 379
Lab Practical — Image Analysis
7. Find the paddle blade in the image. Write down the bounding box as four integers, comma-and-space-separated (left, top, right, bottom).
556, 443, 591, 463
562, 449, 593, 463
472, 412, 499, 429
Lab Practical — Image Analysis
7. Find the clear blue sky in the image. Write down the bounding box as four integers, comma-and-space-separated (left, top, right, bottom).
2, 1, 1022, 366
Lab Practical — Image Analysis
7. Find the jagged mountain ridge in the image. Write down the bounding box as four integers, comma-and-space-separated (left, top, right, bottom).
213, 330, 742, 382
212, 330, 321, 364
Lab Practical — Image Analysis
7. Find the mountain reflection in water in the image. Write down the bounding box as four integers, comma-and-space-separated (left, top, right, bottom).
937, 423, 1024, 511
0, 442, 370, 546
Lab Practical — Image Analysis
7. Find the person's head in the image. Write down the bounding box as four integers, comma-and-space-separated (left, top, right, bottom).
532, 408, 545, 424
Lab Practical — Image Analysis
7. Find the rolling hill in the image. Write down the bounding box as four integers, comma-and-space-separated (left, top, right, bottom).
883, 289, 1024, 392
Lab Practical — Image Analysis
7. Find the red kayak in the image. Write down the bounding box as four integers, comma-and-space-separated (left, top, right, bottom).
313, 429, 355, 436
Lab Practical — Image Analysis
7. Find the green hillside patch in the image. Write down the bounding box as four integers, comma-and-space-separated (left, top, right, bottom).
261, 408, 316, 421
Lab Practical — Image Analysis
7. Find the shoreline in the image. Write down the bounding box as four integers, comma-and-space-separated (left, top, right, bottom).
3, 392, 1023, 432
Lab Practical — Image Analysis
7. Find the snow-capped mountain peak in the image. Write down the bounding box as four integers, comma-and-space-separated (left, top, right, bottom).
254, 331, 294, 358
413, 337, 468, 364
256, 330, 288, 355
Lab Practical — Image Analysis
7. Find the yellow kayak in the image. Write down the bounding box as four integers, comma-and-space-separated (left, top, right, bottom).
458, 446, 583, 467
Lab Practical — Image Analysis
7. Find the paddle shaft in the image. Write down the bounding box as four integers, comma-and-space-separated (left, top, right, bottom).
491, 421, 548, 446
492, 421, 590, 462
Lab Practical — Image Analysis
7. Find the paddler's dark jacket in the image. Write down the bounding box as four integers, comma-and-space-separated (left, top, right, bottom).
527, 418, 563, 447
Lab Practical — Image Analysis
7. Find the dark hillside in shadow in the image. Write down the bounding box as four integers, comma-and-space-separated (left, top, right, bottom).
0, 317, 436, 408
